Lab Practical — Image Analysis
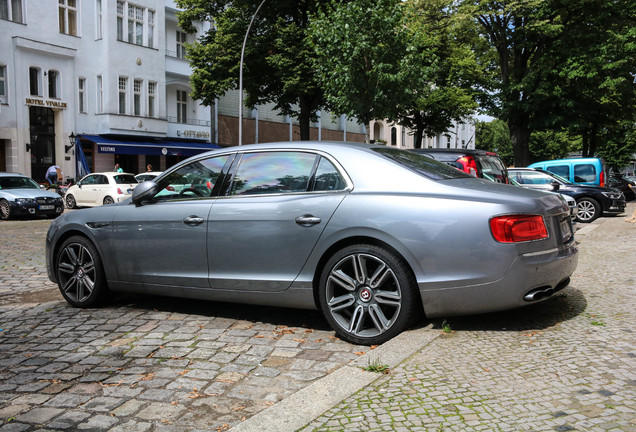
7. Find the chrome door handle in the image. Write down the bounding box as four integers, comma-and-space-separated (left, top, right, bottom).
183, 216, 204, 226
295, 215, 321, 226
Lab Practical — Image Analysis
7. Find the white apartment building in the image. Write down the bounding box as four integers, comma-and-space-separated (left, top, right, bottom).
369, 119, 476, 150
0, 0, 365, 181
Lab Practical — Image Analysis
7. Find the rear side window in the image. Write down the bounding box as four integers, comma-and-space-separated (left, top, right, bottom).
546, 165, 570, 179
312, 157, 346, 191
574, 164, 596, 183
230, 152, 317, 195
374, 148, 469, 180
477, 156, 508, 183
113, 175, 137, 184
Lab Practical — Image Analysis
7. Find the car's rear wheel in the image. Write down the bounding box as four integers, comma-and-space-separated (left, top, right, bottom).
575, 197, 600, 223
318, 244, 420, 345
65, 194, 77, 209
55, 236, 108, 307
0, 199, 12, 220
103, 196, 114, 205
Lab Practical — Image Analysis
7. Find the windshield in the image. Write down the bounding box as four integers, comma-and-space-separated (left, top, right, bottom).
372, 148, 470, 180
0, 176, 40, 189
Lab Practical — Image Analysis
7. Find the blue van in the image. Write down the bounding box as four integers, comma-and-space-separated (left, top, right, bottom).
528, 158, 607, 187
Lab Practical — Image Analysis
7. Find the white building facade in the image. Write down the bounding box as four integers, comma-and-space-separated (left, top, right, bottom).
0, 0, 365, 181
369, 119, 476, 150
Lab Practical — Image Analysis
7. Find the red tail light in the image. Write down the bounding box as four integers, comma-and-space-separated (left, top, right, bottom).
600, 171, 605, 187
457, 156, 478, 177
117, 188, 123, 195
166, 186, 175, 191
490, 215, 548, 243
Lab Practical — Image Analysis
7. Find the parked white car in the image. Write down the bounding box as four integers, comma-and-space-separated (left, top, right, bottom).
65, 172, 138, 208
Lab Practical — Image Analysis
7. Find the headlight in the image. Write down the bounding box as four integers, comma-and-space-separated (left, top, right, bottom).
602, 191, 623, 199
16, 198, 35, 204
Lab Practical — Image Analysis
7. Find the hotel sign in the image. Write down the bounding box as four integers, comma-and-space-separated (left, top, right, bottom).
177, 129, 211, 139
25, 98, 68, 109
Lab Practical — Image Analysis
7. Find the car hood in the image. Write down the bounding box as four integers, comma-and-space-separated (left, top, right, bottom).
0, 189, 62, 199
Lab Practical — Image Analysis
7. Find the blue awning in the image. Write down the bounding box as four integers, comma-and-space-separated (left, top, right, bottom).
79, 135, 220, 157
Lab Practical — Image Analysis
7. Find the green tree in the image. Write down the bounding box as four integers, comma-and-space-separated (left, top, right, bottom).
476, 119, 513, 166
463, 0, 635, 167
528, 130, 579, 163
596, 120, 636, 171
176, 0, 328, 142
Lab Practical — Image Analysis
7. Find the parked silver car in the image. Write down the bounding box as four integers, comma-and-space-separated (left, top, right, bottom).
46, 142, 578, 345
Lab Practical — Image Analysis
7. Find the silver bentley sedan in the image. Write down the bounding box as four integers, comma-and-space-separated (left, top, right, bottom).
46, 142, 578, 345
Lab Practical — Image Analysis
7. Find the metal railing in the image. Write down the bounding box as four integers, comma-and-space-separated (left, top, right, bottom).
167, 116, 211, 127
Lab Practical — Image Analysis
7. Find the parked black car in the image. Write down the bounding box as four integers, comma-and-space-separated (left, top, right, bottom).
410, 148, 509, 184
608, 173, 635, 201
509, 168, 626, 223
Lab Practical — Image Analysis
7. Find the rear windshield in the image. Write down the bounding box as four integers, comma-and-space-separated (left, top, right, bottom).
372, 148, 470, 180
114, 175, 138, 184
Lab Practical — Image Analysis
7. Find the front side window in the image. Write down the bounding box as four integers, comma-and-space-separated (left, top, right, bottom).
118, 77, 127, 114
133, 79, 142, 116
229, 152, 317, 196
59, 0, 78, 36
155, 155, 231, 201
29, 67, 41, 96
177, 89, 187, 123
1, 0, 24, 23
546, 165, 570, 179
78, 78, 86, 113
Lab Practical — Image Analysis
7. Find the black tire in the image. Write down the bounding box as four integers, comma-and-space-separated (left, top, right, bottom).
0, 199, 12, 220
575, 197, 601, 223
103, 196, 114, 205
318, 244, 420, 345
55, 236, 109, 307
65, 194, 77, 209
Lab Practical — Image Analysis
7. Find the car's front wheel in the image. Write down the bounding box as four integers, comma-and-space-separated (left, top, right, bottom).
318, 244, 420, 345
65, 194, 77, 209
0, 199, 12, 220
575, 197, 601, 223
55, 236, 109, 307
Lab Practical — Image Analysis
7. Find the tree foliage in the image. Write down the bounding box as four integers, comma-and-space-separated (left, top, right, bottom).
176, 0, 328, 141
476, 119, 513, 166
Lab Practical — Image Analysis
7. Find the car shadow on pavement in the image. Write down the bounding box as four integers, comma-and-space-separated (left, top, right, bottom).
108, 293, 335, 332
427, 286, 587, 333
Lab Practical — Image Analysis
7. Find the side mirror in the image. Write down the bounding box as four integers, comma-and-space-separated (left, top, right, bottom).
132, 181, 158, 206
550, 181, 560, 191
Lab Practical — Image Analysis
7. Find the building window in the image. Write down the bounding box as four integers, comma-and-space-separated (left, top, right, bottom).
0, 0, 24, 23
134, 79, 142, 116
176, 31, 187, 59
0, 65, 6, 103
117, 1, 154, 47
177, 90, 187, 124
118, 77, 127, 114
97, 75, 103, 113
48, 70, 60, 99
148, 81, 156, 117
96, 0, 102, 39
390, 127, 397, 146
59, 0, 78, 36
29, 67, 41, 97
78, 78, 86, 113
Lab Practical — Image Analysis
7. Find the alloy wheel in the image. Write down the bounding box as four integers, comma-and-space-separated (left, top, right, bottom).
325, 253, 402, 340
57, 242, 97, 303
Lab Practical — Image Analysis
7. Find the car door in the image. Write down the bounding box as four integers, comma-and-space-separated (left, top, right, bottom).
93, 174, 110, 205
75, 175, 98, 206
208, 150, 348, 292
108, 155, 231, 288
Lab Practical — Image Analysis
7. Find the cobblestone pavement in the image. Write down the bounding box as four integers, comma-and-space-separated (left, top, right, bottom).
0, 216, 374, 431
301, 204, 636, 432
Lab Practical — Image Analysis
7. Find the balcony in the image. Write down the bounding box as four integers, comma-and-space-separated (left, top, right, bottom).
165, 50, 191, 77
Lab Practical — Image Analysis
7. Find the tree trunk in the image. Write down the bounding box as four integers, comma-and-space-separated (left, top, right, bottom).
508, 115, 532, 167
298, 99, 311, 141
413, 112, 424, 148
581, 133, 590, 157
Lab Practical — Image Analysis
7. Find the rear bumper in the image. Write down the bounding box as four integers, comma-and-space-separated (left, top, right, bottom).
419, 242, 579, 318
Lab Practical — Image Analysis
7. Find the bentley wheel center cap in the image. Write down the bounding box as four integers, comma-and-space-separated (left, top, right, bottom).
359, 287, 373, 303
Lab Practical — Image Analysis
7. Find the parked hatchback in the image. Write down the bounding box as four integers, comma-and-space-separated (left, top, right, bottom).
508, 168, 625, 222
411, 148, 509, 183
65, 172, 138, 208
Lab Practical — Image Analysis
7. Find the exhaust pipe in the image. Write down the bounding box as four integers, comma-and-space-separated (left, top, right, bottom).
524, 277, 571, 302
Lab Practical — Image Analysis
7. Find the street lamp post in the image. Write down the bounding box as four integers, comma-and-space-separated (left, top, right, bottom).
238, 0, 267, 146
